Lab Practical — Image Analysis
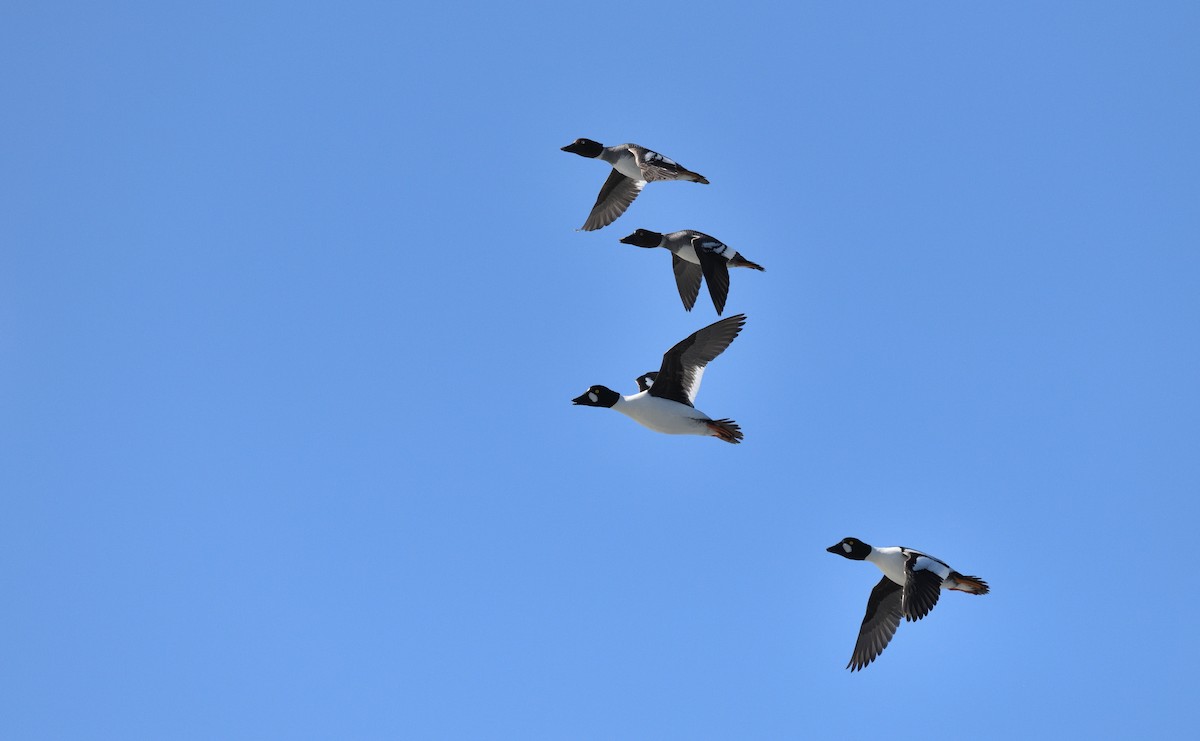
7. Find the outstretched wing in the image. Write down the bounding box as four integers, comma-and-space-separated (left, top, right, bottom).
649, 314, 746, 406
582, 169, 645, 231
848, 576, 904, 672
693, 236, 732, 316
902, 552, 944, 622
671, 254, 703, 312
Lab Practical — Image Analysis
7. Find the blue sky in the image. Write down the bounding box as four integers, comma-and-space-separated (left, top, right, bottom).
3, 2, 1198, 739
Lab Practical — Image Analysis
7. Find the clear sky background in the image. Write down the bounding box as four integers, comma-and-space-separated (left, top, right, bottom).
3, 2, 1198, 739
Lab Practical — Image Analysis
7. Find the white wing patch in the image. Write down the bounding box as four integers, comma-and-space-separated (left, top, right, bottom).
697, 238, 733, 259
682, 365, 706, 405
644, 150, 677, 166
911, 555, 951, 579
633, 148, 684, 181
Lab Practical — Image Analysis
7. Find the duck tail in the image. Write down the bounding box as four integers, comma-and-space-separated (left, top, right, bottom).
948, 572, 989, 595
730, 254, 765, 271
706, 418, 743, 444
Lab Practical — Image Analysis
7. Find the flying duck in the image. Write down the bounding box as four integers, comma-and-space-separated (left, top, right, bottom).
561, 138, 709, 231
826, 537, 989, 671
619, 228, 764, 315
572, 314, 746, 443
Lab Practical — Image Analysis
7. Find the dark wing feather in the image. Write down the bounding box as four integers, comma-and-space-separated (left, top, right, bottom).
671, 254, 703, 312
694, 240, 731, 316
848, 576, 904, 672
902, 553, 944, 622
582, 170, 645, 231
649, 314, 746, 406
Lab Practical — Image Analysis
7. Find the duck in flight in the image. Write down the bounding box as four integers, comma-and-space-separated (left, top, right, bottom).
572, 314, 746, 443
561, 138, 709, 231
826, 537, 990, 671
619, 228, 764, 315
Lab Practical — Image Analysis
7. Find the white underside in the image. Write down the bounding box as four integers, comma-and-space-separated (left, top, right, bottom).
867, 547, 953, 588
675, 242, 702, 265
613, 154, 646, 181
613, 392, 712, 436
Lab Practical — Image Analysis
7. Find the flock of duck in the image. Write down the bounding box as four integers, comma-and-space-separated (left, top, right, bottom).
561, 137, 990, 671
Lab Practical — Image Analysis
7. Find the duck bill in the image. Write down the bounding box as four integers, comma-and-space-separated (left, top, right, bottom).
825, 544, 842, 554
571, 393, 588, 405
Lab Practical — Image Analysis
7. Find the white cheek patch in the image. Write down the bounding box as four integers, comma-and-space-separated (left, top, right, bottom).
588, 392, 598, 403
842, 543, 852, 553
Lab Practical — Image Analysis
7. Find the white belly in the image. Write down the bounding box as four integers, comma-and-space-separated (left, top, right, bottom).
676, 242, 701, 266
615, 392, 710, 435
613, 153, 645, 181
869, 547, 951, 587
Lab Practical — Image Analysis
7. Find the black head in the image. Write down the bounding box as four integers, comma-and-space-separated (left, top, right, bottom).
572, 385, 620, 408
619, 229, 665, 249
827, 537, 872, 560
561, 137, 604, 158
